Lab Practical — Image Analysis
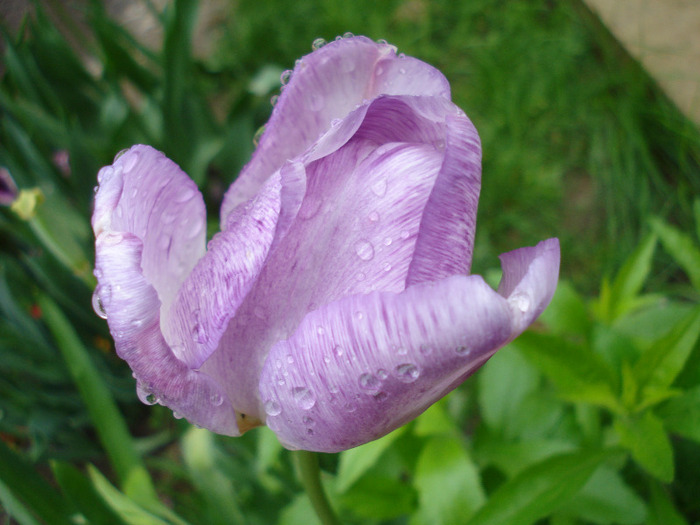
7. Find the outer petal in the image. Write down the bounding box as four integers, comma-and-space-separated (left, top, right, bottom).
498, 238, 561, 334
94, 232, 239, 435
92, 145, 206, 311
221, 36, 451, 221
258, 240, 560, 452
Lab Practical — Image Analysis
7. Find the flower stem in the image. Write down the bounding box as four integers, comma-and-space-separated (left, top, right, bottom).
292, 450, 341, 525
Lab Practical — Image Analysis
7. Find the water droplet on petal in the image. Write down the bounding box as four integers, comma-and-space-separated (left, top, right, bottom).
334, 346, 344, 357
371, 179, 387, 197
343, 31, 354, 38
373, 391, 388, 402
303, 415, 315, 426
383, 262, 392, 272
376, 369, 388, 380
383, 237, 392, 246
253, 125, 266, 147
280, 69, 292, 85
113, 149, 129, 162
210, 393, 224, 406
175, 186, 195, 203
359, 373, 380, 391
419, 344, 433, 355
395, 363, 420, 383
377, 38, 388, 45
510, 293, 531, 313
292, 387, 316, 410
354, 311, 365, 321
92, 287, 109, 319
354, 239, 375, 261
455, 345, 472, 356
270, 94, 279, 106
311, 37, 327, 50
122, 151, 139, 172
368, 211, 379, 222
399, 68, 406, 74
264, 399, 282, 416
400, 230, 410, 240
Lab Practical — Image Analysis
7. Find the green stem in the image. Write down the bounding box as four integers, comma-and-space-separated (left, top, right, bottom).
292, 450, 341, 525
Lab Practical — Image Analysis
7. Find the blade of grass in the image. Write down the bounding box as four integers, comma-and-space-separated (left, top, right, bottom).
37, 294, 158, 505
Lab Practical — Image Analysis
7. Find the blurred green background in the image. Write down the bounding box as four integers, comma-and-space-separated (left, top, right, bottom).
1, 0, 700, 524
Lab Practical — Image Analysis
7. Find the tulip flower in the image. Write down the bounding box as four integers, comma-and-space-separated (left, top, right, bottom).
92, 36, 559, 452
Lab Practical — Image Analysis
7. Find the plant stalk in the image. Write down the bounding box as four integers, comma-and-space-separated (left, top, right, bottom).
292, 450, 341, 525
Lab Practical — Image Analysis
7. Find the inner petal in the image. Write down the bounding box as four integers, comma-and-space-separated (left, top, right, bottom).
201, 138, 443, 417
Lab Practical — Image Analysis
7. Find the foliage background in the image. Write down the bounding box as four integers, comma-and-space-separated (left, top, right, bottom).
1, 0, 699, 523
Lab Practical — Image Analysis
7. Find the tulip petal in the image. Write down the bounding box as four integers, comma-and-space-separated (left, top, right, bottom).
407, 113, 482, 284
201, 135, 444, 418
221, 36, 450, 221
258, 239, 560, 452
92, 145, 206, 311
163, 171, 283, 369
94, 231, 239, 435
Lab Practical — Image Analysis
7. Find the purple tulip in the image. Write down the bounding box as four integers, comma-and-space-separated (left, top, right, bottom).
92, 36, 559, 452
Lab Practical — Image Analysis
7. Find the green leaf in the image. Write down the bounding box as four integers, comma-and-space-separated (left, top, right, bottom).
558, 465, 647, 524
537, 280, 591, 337
597, 233, 657, 321
410, 436, 485, 525
646, 480, 688, 525
468, 449, 610, 525
0, 439, 75, 525
413, 399, 458, 436
181, 427, 246, 525
657, 385, 700, 443
338, 474, 415, 521
651, 216, 700, 290
279, 494, 322, 525
38, 295, 158, 503
514, 333, 622, 413
475, 438, 576, 478
615, 411, 674, 482
52, 461, 127, 525
633, 304, 700, 402
694, 198, 700, 243
477, 345, 540, 438
335, 425, 406, 492
87, 466, 174, 525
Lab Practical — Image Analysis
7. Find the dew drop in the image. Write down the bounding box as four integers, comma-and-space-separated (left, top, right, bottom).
253, 125, 266, 147
342, 31, 354, 39
354, 311, 365, 321
354, 239, 375, 261
334, 345, 344, 357
173, 411, 184, 420
373, 391, 388, 402
383, 262, 392, 272
400, 230, 410, 240
395, 363, 420, 383
455, 345, 472, 356
376, 369, 388, 380
113, 149, 129, 162
316, 326, 325, 336
145, 393, 157, 405
396, 346, 408, 356
175, 186, 195, 203
287, 355, 295, 364
92, 287, 108, 319
383, 237, 392, 246
510, 293, 531, 313
399, 67, 406, 74
210, 393, 224, 406
311, 37, 327, 50
371, 179, 387, 197
292, 387, 316, 410
344, 402, 357, 413
264, 399, 282, 416
359, 373, 380, 391
368, 210, 380, 222
419, 344, 433, 355
270, 94, 279, 106
122, 151, 139, 172
356, 271, 366, 281
303, 415, 315, 426
280, 69, 292, 85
